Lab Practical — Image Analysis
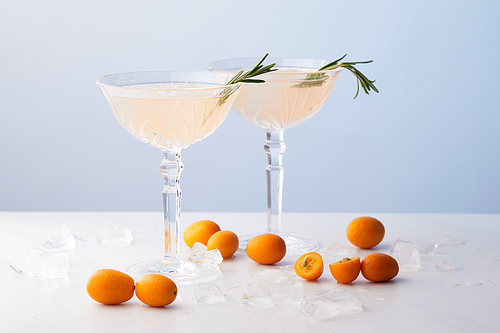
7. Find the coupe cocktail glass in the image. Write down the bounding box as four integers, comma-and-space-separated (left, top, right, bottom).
96, 71, 240, 284
208, 58, 343, 256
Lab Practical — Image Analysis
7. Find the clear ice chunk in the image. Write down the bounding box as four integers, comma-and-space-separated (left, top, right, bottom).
194, 282, 226, 304
433, 234, 465, 247
420, 235, 465, 257
170, 260, 221, 284
242, 268, 299, 309
247, 267, 296, 289
43, 224, 76, 252
175, 261, 198, 276
9, 248, 69, 278
96, 225, 133, 248
241, 267, 307, 311
73, 233, 94, 244
188, 243, 223, 265
242, 285, 274, 309
435, 257, 459, 271
319, 243, 359, 261
271, 282, 304, 308
302, 290, 363, 320
420, 243, 438, 256
390, 239, 422, 272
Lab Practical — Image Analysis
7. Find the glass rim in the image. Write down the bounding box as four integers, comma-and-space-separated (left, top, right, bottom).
207, 57, 344, 76
95, 70, 240, 92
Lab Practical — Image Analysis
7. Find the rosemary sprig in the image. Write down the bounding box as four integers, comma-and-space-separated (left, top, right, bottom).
226, 53, 277, 85
300, 54, 379, 98
217, 53, 277, 106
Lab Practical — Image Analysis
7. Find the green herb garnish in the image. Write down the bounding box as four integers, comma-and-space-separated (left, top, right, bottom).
300, 54, 379, 98
217, 53, 277, 106
226, 53, 277, 85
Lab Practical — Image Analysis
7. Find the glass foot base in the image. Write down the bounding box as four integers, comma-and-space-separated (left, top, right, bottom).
126, 259, 221, 286
239, 232, 319, 257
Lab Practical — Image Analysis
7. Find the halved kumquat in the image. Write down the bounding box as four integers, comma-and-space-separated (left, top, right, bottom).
329, 257, 361, 284
294, 252, 324, 281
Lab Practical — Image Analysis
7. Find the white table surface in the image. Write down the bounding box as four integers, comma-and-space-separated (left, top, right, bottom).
1, 212, 499, 332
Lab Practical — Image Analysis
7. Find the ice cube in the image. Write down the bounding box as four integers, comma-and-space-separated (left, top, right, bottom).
73, 232, 94, 244
420, 243, 438, 256
390, 239, 422, 272
242, 285, 274, 309
43, 224, 76, 252
435, 257, 459, 271
223, 286, 245, 302
302, 290, 363, 320
96, 225, 133, 248
247, 267, 296, 290
271, 282, 304, 308
242, 268, 303, 310
171, 260, 221, 285
194, 282, 225, 304
420, 235, 464, 257
319, 243, 359, 261
9, 248, 69, 278
433, 234, 465, 247
188, 243, 223, 265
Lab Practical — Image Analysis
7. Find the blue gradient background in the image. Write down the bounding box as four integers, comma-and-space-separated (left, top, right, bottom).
1, 0, 499, 213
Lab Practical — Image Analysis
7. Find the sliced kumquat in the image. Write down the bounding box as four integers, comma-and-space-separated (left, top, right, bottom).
294, 252, 324, 281
329, 257, 361, 284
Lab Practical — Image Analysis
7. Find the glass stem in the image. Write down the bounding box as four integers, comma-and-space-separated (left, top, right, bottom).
160, 149, 183, 264
265, 129, 286, 235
